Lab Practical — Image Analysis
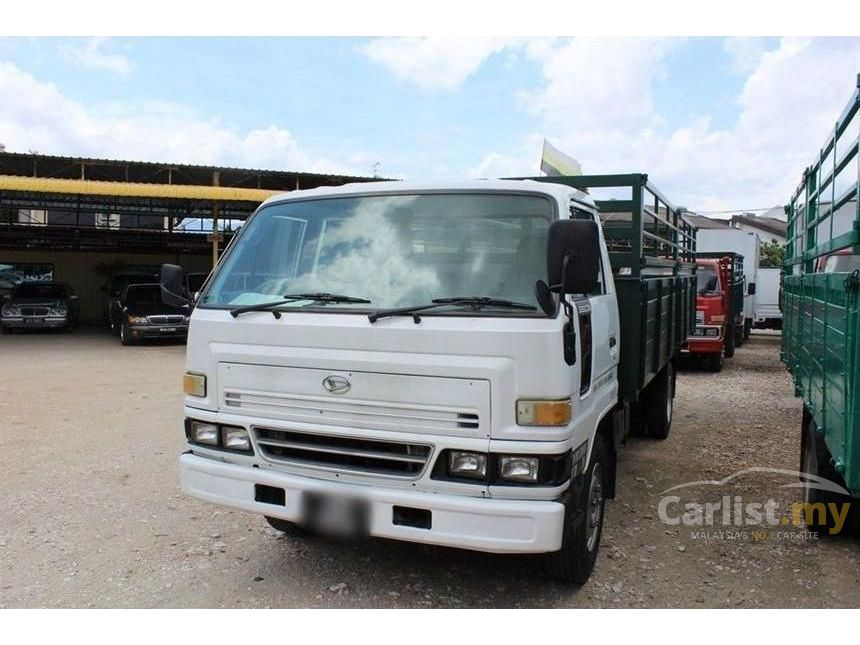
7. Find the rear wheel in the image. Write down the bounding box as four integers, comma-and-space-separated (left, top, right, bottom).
544, 436, 608, 584
800, 411, 854, 537
644, 362, 674, 439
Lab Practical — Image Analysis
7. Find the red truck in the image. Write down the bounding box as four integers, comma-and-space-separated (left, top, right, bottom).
684, 252, 745, 372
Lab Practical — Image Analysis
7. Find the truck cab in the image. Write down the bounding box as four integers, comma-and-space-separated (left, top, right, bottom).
162, 176, 693, 583
685, 253, 743, 371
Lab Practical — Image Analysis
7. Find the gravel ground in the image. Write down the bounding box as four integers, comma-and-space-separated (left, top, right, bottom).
1, 329, 857, 608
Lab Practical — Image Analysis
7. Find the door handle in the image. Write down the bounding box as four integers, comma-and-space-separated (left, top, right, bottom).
609, 335, 617, 348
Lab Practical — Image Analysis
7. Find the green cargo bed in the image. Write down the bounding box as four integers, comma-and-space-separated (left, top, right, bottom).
530, 173, 697, 402
783, 76, 860, 496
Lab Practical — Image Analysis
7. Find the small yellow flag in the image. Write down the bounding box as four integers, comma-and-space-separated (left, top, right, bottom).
540, 139, 582, 177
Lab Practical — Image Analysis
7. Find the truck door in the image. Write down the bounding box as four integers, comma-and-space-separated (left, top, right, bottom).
572, 203, 619, 402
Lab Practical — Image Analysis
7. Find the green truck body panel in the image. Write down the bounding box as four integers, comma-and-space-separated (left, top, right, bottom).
783, 77, 860, 495
530, 173, 697, 402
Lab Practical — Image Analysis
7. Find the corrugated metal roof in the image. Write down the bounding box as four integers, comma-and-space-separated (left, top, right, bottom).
0, 150, 376, 182
0, 175, 279, 202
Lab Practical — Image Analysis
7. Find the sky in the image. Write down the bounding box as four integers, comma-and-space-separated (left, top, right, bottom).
0, 36, 858, 213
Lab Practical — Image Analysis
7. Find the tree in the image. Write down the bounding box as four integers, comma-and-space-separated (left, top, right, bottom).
760, 240, 785, 268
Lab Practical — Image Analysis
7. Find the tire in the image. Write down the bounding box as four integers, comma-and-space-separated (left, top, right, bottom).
120, 323, 135, 346
800, 412, 854, 537
264, 516, 309, 537
707, 351, 723, 372
1, 326, 12, 335
644, 362, 674, 440
544, 435, 608, 584
724, 325, 735, 358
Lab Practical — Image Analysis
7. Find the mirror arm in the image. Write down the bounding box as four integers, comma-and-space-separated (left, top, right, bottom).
163, 286, 193, 307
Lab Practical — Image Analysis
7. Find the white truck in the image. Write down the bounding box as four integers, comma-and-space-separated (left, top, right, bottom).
753, 267, 781, 329
696, 228, 760, 342
161, 174, 696, 584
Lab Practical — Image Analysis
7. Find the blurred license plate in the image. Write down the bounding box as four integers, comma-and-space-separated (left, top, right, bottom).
160, 327, 177, 332
24, 317, 39, 324
302, 491, 369, 539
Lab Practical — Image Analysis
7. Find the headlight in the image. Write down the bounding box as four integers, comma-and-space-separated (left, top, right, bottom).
516, 399, 572, 426
1, 305, 19, 316
126, 314, 148, 325
448, 451, 487, 479
183, 372, 206, 397
186, 419, 252, 453
189, 421, 219, 445
499, 456, 539, 483
47, 306, 68, 317
221, 426, 251, 452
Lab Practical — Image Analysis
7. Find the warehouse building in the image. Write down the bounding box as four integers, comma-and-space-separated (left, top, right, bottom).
0, 152, 375, 324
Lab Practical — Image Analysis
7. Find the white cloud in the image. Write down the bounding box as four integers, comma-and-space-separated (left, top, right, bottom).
62, 38, 135, 75
471, 37, 860, 211
0, 61, 363, 175
360, 37, 519, 91
722, 37, 770, 74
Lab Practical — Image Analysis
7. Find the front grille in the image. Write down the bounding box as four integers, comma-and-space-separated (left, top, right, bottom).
147, 315, 184, 325
21, 307, 48, 316
253, 427, 432, 478
225, 390, 480, 433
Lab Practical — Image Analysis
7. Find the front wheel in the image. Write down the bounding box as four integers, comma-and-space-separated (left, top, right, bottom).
724, 325, 735, 358
544, 436, 608, 584
120, 323, 135, 346
707, 351, 723, 372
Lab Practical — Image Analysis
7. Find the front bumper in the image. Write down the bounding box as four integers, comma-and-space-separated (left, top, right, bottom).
683, 325, 722, 355
1, 316, 68, 329
180, 452, 566, 554
128, 324, 188, 339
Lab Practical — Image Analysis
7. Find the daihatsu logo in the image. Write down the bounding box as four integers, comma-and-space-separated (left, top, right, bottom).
322, 375, 351, 395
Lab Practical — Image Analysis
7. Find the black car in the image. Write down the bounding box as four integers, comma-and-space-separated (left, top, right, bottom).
1, 282, 79, 333
119, 283, 190, 345
105, 272, 159, 335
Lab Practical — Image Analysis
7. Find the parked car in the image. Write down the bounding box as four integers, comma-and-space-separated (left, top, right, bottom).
105, 272, 159, 334
1, 281, 79, 333
119, 283, 189, 346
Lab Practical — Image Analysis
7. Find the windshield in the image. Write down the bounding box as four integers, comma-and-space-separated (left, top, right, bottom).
697, 265, 721, 296
201, 193, 553, 312
823, 253, 860, 273
124, 285, 162, 305
110, 274, 157, 297
14, 283, 66, 299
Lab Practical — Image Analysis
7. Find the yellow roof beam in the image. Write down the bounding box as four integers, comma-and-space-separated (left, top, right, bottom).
0, 175, 280, 202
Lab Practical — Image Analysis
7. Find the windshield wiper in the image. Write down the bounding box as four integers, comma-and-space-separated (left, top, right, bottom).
230, 293, 371, 319
368, 296, 536, 324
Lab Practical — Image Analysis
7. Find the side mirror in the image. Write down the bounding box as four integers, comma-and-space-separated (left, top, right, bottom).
546, 219, 601, 296
748, 282, 756, 296
161, 264, 191, 307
